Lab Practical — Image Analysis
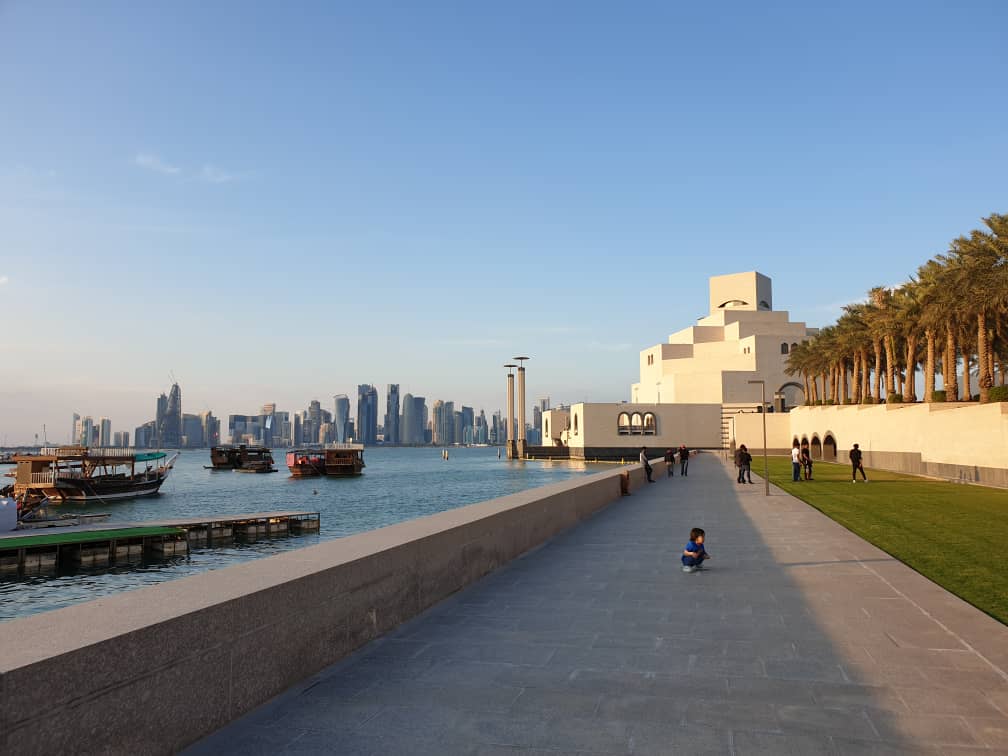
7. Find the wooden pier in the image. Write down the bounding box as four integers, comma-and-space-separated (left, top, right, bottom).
0, 511, 320, 577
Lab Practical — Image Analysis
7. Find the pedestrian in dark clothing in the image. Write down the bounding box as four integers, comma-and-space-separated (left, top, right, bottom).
849, 443, 868, 482
665, 448, 675, 477
800, 439, 813, 480
734, 445, 745, 483
679, 445, 690, 476
742, 447, 753, 483
640, 447, 654, 483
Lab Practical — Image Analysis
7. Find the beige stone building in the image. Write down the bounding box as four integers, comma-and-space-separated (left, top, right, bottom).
539, 271, 816, 458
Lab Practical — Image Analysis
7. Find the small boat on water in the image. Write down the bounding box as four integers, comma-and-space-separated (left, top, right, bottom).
287, 443, 365, 477
8, 446, 178, 504
207, 445, 277, 473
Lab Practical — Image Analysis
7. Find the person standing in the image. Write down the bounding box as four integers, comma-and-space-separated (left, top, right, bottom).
742, 446, 754, 483
679, 445, 690, 476
640, 446, 655, 483
734, 445, 745, 483
791, 440, 802, 482
800, 438, 813, 480
664, 448, 675, 477
849, 443, 868, 482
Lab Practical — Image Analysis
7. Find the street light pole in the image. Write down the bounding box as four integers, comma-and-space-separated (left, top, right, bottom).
748, 379, 769, 496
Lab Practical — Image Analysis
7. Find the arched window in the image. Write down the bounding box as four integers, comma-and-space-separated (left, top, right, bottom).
718, 299, 749, 309
643, 412, 656, 435
780, 342, 789, 355
617, 412, 631, 435
791, 342, 798, 352
573, 414, 579, 435
630, 412, 643, 434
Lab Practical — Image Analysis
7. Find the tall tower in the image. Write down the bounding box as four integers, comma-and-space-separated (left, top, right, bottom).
385, 384, 400, 445
333, 395, 350, 443
504, 364, 517, 458
513, 356, 529, 458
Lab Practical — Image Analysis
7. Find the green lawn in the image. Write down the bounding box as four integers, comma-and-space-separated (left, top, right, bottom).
760, 455, 1008, 625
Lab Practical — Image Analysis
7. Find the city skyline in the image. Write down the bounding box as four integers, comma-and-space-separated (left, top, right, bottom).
25, 382, 547, 449
3, 4, 1007, 444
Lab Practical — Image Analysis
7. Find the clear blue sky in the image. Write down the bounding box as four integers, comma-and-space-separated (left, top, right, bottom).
1, 1, 1006, 444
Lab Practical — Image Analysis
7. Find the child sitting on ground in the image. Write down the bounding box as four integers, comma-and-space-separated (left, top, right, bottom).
682, 527, 710, 573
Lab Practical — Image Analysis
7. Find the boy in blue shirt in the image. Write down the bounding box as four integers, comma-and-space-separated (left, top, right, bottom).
682, 527, 710, 573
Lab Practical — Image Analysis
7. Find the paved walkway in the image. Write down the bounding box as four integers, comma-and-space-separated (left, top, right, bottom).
188, 454, 1008, 755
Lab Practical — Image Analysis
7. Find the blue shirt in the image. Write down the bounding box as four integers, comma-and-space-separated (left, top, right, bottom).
682, 540, 706, 564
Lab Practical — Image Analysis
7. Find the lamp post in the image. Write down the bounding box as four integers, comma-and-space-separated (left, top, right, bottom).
504, 364, 517, 459
748, 379, 769, 496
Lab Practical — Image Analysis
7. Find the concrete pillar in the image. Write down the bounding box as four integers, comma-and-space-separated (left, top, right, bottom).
516, 366, 527, 459
506, 371, 516, 459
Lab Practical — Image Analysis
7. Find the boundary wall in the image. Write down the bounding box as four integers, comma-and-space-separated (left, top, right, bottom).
732, 402, 1008, 487
0, 458, 663, 755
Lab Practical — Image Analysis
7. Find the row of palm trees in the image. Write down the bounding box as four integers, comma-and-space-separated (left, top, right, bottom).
786, 212, 1008, 405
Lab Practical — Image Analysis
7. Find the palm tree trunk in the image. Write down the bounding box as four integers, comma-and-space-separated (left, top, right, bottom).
872, 339, 882, 401
1000, 361, 1006, 387
978, 312, 992, 403
903, 334, 918, 402
840, 361, 848, 404
963, 351, 972, 401
885, 335, 897, 398
803, 374, 811, 405
945, 327, 958, 400
821, 372, 828, 404
860, 348, 871, 401
851, 353, 861, 404
924, 330, 935, 402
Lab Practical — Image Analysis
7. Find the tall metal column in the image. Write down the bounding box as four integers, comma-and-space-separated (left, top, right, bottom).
514, 356, 530, 459
504, 364, 517, 459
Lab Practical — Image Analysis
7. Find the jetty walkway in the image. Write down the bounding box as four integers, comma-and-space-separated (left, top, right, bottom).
189, 454, 1008, 754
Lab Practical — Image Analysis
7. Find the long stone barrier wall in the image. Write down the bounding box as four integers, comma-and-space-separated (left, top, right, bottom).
0, 458, 662, 755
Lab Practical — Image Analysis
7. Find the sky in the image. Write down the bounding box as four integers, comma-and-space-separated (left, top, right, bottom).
1, 1, 1007, 444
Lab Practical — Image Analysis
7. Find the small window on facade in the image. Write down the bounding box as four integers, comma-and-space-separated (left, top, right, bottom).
573, 414, 579, 435
630, 412, 643, 434
643, 413, 656, 435
617, 412, 631, 435
781, 342, 789, 355
791, 342, 798, 352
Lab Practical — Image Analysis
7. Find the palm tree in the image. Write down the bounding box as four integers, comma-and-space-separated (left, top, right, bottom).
894, 281, 923, 402
869, 286, 898, 400
916, 258, 945, 402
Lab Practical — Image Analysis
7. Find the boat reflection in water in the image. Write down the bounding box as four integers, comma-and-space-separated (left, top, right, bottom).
286, 443, 365, 477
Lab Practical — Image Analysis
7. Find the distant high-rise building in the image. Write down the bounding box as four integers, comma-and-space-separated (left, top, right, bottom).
432, 400, 455, 445
134, 420, 156, 449
538, 397, 550, 413
400, 393, 426, 444
201, 411, 220, 447
346, 418, 355, 441
475, 410, 488, 444
291, 411, 304, 446
99, 417, 112, 447
532, 405, 542, 432
385, 384, 400, 445
112, 431, 129, 448
182, 413, 203, 448
356, 385, 378, 445
81, 416, 94, 447
460, 406, 474, 445
334, 395, 350, 443
71, 413, 80, 445
156, 383, 182, 448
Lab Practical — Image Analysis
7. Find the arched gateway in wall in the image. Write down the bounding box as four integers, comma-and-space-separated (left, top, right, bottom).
823, 434, 837, 461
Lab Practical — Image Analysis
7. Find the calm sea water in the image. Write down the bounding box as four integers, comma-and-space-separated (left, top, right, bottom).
0, 447, 604, 621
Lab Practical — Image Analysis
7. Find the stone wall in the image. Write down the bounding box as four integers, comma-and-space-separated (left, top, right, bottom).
0, 460, 663, 755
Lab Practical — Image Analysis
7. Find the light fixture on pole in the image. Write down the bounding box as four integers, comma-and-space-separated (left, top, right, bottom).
748, 379, 769, 496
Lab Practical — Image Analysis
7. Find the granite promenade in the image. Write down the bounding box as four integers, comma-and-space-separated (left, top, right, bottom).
189, 454, 1008, 754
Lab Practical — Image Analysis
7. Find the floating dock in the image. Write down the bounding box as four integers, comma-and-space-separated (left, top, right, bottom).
0, 511, 320, 577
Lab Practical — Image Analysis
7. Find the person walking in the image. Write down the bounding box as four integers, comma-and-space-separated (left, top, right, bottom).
742, 446, 754, 483
640, 446, 655, 483
679, 445, 690, 476
734, 445, 745, 483
665, 448, 675, 477
791, 440, 802, 482
849, 443, 868, 482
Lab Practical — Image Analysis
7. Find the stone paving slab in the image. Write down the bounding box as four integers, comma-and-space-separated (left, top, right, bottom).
187, 454, 1008, 755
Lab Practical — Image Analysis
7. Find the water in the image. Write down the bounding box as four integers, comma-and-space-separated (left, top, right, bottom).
0, 447, 604, 621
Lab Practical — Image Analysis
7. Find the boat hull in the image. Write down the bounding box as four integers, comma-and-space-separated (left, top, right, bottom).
53, 475, 166, 502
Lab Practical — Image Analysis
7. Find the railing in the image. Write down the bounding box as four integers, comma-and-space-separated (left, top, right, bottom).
30, 472, 54, 484
40, 447, 137, 458
325, 442, 364, 450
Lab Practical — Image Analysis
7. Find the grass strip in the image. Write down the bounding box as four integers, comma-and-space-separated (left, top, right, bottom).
759, 456, 1008, 626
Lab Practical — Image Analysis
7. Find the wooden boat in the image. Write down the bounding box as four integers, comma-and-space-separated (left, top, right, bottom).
286, 443, 365, 477
10, 446, 178, 504
208, 445, 277, 473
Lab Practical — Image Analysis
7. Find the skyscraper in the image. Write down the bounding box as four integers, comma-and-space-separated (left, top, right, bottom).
99, 417, 112, 447
82, 416, 94, 448
357, 384, 378, 445
201, 411, 220, 447
182, 414, 204, 448
334, 395, 350, 443
400, 393, 426, 445
157, 383, 182, 448
384, 384, 400, 445
460, 406, 474, 445
71, 413, 80, 445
